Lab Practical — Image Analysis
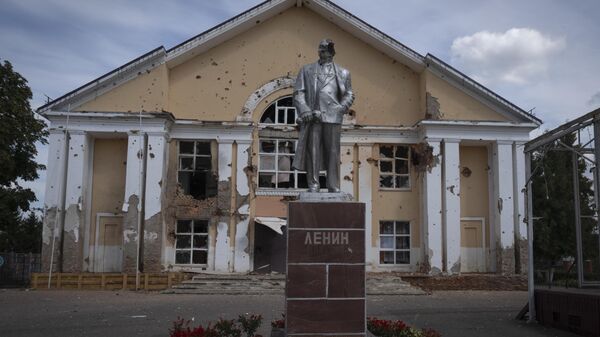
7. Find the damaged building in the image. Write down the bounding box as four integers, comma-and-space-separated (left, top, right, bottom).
38, 0, 541, 276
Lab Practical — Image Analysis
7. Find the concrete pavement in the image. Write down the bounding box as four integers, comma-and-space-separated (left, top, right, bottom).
0, 289, 578, 337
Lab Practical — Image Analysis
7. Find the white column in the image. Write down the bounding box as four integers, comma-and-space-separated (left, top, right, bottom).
123, 133, 145, 211
494, 141, 516, 274
234, 140, 252, 272
41, 130, 68, 272
62, 131, 89, 272
422, 139, 443, 274
357, 144, 375, 269
340, 144, 354, 197
144, 133, 168, 221
443, 139, 461, 274
514, 142, 527, 241
122, 132, 145, 273
215, 140, 233, 272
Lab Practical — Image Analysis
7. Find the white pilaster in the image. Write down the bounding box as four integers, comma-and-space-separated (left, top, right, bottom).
443, 139, 461, 274
234, 140, 251, 272
422, 139, 443, 274
357, 144, 375, 269
340, 145, 354, 197
494, 141, 516, 273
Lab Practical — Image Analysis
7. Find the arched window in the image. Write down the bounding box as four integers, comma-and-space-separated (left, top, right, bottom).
258, 96, 325, 190
259, 95, 297, 125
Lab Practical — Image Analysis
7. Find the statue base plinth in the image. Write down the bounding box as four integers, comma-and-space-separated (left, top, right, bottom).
286, 201, 366, 336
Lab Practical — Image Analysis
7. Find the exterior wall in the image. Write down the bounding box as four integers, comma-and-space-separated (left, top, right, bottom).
77, 63, 168, 113
255, 196, 287, 217
163, 139, 223, 272
371, 144, 421, 271
89, 138, 128, 271
459, 146, 490, 248
424, 71, 509, 122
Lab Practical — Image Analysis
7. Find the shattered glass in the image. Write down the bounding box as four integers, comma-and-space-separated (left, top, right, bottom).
380, 145, 394, 158
176, 220, 192, 233
175, 251, 190, 264
193, 251, 207, 264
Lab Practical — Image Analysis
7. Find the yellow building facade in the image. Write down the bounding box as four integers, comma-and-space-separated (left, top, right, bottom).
39, 0, 540, 276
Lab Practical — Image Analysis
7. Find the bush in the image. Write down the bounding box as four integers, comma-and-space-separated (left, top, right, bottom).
169, 314, 263, 337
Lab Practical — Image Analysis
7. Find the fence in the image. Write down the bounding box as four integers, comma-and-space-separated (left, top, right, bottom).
0, 252, 41, 287
31, 272, 190, 290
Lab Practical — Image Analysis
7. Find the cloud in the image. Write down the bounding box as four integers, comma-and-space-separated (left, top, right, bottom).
588, 91, 600, 108
450, 28, 565, 85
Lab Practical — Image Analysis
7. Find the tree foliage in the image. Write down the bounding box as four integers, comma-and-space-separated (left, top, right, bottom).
0, 59, 47, 252
532, 132, 598, 267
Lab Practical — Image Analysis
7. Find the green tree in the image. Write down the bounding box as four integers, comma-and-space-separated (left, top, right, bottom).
0, 212, 42, 253
0, 60, 47, 252
532, 133, 597, 270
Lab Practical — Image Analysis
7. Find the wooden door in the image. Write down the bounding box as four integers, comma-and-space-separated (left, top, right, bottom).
94, 215, 123, 272
460, 218, 486, 272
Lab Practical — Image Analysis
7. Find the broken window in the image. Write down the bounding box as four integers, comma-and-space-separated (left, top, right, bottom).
178, 140, 217, 199
379, 220, 410, 265
258, 96, 326, 190
379, 145, 410, 189
175, 219, 209, 265
259, 95, 297, 125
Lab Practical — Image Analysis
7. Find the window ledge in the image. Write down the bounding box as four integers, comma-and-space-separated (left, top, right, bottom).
255, 189, 301, 197
378, 188, 413, 192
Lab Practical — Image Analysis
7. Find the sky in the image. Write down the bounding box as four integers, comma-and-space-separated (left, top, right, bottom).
1, 0, 599, 210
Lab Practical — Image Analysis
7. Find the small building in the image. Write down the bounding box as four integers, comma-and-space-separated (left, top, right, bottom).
38, 0, 540, 276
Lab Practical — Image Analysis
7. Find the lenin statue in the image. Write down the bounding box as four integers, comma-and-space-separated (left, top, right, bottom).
292, 39, 355, 192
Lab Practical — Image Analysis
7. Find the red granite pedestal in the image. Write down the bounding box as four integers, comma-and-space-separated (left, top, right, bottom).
286, 201, 366, 336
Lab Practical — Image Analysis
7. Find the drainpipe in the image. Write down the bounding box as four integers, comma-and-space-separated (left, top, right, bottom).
134, 106, 148, 289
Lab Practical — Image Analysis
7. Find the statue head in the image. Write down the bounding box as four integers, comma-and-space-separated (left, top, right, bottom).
318, 39, 335, 62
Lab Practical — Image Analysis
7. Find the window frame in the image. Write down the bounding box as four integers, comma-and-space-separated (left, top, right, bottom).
378, 144, 411, 191
174, 219, 210, 266
177, 140, 216, 199
379, 220, 411, 265
258, 95, 298, 126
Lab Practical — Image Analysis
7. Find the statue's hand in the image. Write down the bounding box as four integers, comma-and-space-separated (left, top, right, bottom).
312, 110, 322, 122
301, 113, 313, 124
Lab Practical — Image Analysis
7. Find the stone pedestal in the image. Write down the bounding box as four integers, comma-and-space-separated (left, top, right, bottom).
286, 201, 365, 336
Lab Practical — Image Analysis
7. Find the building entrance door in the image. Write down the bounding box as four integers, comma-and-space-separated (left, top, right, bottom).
460, 217, 486, 272
94, 214, 123, 272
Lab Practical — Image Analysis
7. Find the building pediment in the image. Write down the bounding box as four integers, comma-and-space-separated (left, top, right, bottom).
37, 0, 541, 127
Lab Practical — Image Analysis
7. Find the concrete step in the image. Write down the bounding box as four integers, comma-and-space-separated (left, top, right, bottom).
164, 273, 425, 295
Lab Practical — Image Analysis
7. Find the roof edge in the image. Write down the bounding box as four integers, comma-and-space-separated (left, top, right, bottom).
425, 54, 542, 126
37, 46, 167, 114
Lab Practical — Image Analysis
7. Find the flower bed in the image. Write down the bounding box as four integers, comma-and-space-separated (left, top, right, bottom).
169, 314, 263, 337
367, 317, 441, 337
168, 314, 441, 337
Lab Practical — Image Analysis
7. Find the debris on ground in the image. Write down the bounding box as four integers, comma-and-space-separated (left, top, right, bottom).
400, 274, 527, 292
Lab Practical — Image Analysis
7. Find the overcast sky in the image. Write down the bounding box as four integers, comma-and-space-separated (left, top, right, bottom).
2, 0, 599, 210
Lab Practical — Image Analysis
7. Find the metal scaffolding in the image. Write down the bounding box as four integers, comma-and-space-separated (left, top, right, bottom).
524, 107, 600, 320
